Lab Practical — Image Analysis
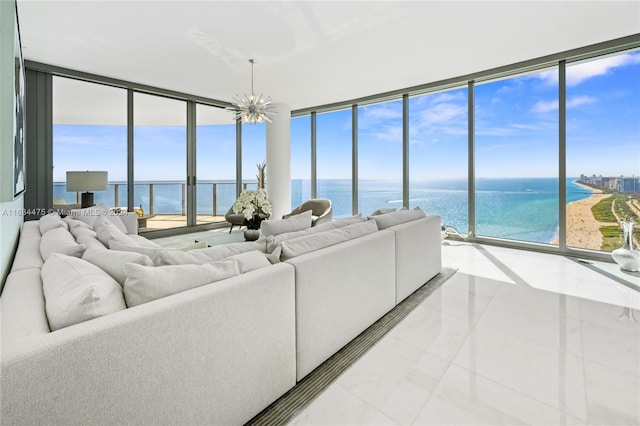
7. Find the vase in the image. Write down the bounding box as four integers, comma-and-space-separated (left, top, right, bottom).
244, 229, 260, 242
611, 221, 640, 272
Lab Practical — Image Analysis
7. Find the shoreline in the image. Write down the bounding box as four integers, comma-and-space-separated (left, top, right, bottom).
551, 189, 615, 250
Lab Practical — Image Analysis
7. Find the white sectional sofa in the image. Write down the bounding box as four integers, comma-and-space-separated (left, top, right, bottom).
0, 207, 441, 425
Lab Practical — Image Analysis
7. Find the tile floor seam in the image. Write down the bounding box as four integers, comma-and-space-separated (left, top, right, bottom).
450, 322, 590, 421
337, 382, 401, 425
449, 363, 588, 424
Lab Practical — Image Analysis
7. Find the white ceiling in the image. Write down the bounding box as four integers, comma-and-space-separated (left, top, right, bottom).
16, 0, 640, 120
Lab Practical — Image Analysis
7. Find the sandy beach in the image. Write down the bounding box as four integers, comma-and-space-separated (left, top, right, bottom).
552, 182, 615, 250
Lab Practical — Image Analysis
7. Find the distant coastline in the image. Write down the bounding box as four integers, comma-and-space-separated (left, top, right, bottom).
551, 180, 611, 249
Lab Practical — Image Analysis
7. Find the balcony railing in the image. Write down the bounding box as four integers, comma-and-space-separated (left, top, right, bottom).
53, 180, 258, 217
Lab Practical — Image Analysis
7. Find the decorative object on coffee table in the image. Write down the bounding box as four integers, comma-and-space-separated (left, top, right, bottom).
611, 220, 640, 272
231, 188, 272, 241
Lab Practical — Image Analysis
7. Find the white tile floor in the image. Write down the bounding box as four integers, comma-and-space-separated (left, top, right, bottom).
287, 241, 640, 426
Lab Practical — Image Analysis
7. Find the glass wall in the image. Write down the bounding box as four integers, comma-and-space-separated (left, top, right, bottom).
52, 77, 127, 208
316, 109, 353, 217
409, 87, 469, 233
474, 69, 559, 244
358, 100, 403, 216
566, 51, 640, 252
196, 105, 237, 225
291, 115, 312, 209
134, 93, 187, 230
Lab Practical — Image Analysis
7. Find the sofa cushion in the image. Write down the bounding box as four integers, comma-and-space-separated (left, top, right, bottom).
38, 212, 68, 234
94, 217, 136, 247
10, 235, 43, 272
1, 269, 50, 344
123, 260, 240, 307
82, 248, 154, 286
369, 207, 426, 230
155, 240, 265, 266
265, 215, 367, 253
280, 220, 379, 260
41, 253, 126, 331
40, 227, 86, 261
260, 209, 312, 237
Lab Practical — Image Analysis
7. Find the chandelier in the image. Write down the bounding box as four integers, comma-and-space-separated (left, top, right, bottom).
231, 59, 276, 124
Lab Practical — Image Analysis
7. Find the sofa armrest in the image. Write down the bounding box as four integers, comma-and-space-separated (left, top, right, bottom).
1, 263, 297, 426
120, 212, 139, 234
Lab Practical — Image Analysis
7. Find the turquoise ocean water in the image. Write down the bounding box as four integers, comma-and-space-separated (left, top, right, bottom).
54, 178, 593, 245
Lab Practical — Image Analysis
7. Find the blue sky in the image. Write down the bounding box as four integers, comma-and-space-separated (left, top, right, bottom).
54, 51, 639, 183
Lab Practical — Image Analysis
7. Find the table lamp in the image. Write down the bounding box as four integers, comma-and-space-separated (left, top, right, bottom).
66, 171, 108, 208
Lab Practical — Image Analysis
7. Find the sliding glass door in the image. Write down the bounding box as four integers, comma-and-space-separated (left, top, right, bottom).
134, 93, 187, 231
196, 105, 237, 225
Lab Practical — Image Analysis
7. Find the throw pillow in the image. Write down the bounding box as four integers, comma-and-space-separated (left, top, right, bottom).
39, 212, 68, 234
264, 215, 366, 253
279, 220, 379, 260
123, 260, 240, 307
108, 241, 168, 263
94, 217, 136, 247
69, 225, 97, 240
75, 233, 107, 250
83, 248, 154, 286
370, 208, 397, 216
260, 209, 312, 237
41, 253, 126, 331
68, 203, 110, 228
369, 206, 426, 230
225, 250, 271, 273
64, 216, 93, 230
40, 227, 86, 261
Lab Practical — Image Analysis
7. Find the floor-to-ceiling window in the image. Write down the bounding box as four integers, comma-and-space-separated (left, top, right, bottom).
196, 104, 237, 225
241, 122, 265, 191
52, 77, 127, 208
566, 50, 640, 252
409, 87, 469, 233
134, 93, 187, 230
316, 108, 353, 217
291, 115, 312, 209
474, 69, 559, 244
358, 99, 403, 216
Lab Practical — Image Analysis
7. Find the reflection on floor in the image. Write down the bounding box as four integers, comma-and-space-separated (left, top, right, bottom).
288, 242, 639, 425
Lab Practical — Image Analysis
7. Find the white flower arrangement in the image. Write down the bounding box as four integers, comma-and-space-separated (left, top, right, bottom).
232, 188, 272, 229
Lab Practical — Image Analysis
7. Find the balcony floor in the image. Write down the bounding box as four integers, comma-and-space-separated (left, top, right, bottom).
139, 214, 227, 231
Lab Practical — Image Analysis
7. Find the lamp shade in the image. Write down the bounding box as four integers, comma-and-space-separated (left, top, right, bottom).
66, 171, 108, 192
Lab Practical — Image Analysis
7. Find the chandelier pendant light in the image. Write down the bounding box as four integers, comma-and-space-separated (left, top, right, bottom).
231, 59, 276, 124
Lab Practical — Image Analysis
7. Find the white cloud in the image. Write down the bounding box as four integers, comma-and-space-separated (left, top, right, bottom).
531, 99, 558, 113
531, 95, 597, 113
537, 52, 640, 87
567, 95, 598, 108
418, 103, 465, 125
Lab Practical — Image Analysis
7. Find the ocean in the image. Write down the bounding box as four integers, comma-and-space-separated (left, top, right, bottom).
54, 177, 593, 244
